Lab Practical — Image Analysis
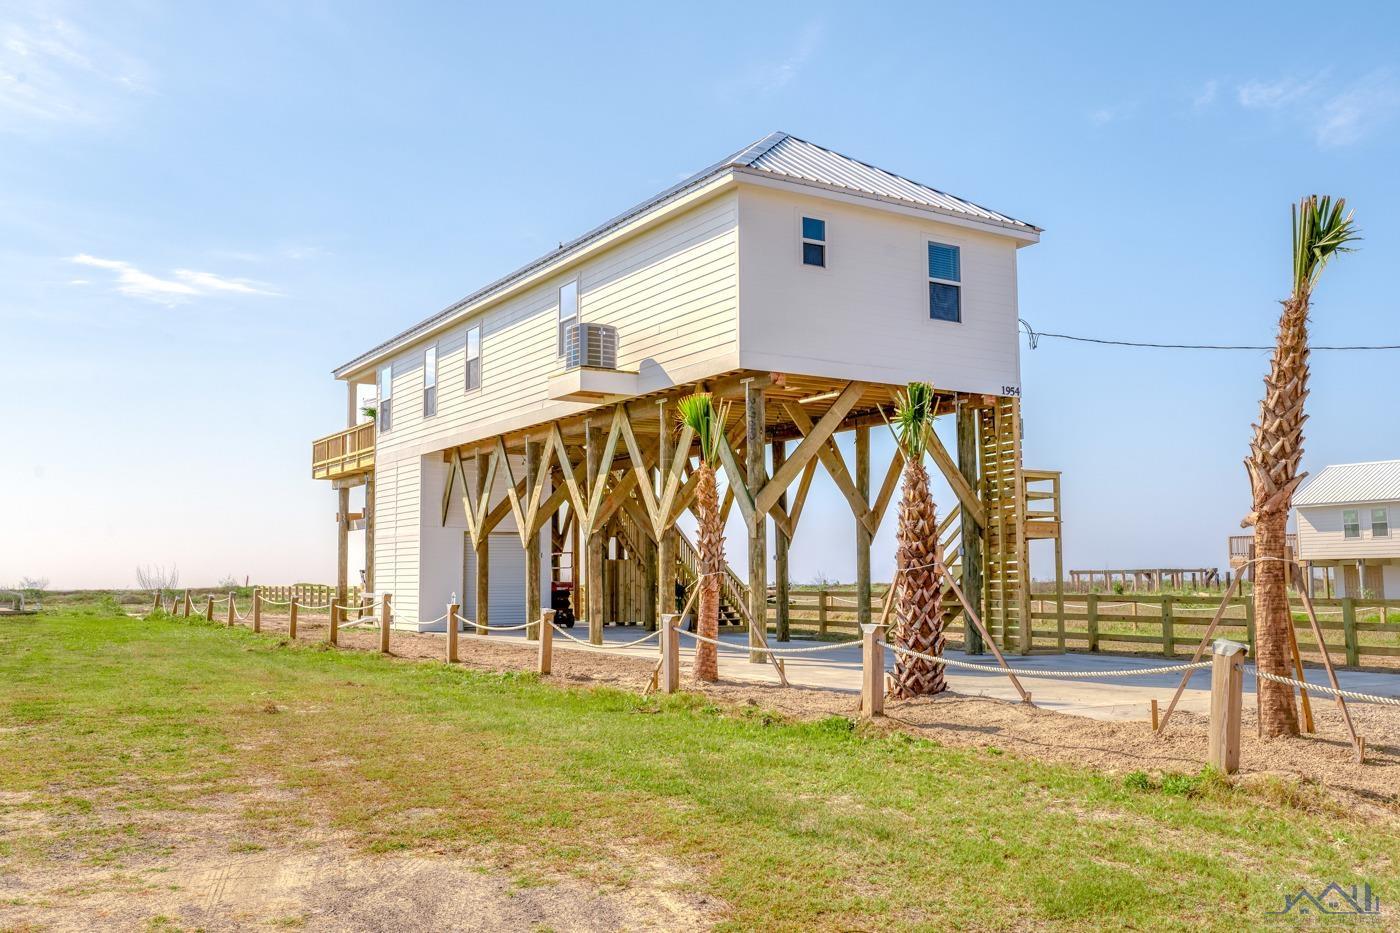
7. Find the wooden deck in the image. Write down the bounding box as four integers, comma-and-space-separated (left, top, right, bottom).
312, 423, 375, 480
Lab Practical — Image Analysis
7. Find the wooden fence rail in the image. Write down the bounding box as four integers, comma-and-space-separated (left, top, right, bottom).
765, 588, 1400, 668
256, 584, 361, 607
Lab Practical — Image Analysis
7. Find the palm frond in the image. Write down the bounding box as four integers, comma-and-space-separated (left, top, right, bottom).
891, 382, 936, 460
1292, 194, 1360, 296
676, 393, 731, 467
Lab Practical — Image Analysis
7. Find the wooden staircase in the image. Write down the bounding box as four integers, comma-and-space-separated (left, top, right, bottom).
979, 396, 1031, 653
674, 527, 747, 626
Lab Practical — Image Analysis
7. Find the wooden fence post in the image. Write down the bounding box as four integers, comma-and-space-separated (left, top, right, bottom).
151, 591, 162, 616
818, 589, 828, 636
860, 622, 886, 719
184, 591, 192, 617
380, 592, 392, 654
1086, 593, 1099, 652
1341, 597, 1359, 667
226, 593, 235, 627
329, 600, 339, 647
1207, 639, 1247, 774
252, 587, 262, 633
447, 601, 460, 663
659, 613, 680, 694
205, 595, 214, 621
537, 609, 555, 675
1160, 594, 1175, 657
289, 599, 299, 639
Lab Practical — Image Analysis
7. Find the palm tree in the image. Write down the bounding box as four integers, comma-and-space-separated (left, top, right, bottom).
888, 382, 947, 698
676, 392, 730, 682
1245, 195, 1358, 737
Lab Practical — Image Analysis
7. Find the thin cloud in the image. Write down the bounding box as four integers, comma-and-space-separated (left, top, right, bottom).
1235, 70, 1399, 147
725, 19, 825, 96
70, 254, 278, 305
1087, 102, 1136, 126
1193, 80, 1218, 109
0, 8, 151, 131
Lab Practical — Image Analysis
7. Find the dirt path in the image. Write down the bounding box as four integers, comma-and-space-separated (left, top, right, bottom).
253, 612, 1400, 813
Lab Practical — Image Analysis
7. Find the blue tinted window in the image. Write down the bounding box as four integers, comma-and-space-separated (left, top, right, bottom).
802, 216, 825, 241
929, 282, 960, 322
802, 242, 826, 267
928, 242, 960, 282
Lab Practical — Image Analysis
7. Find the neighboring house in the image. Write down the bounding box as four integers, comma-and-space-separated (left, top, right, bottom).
1295, 459, 1400, 598
311, 132, 1057, 649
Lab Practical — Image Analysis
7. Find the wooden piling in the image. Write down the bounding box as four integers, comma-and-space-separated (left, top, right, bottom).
151, 591, 162, 616
289, 600, 299, 640
205, 595, 215, 621
1207, 639, 1247, 774
380, 592, 392, 653
183, 590, 192, 617
659, 613, 680, 694
447, 601, 460, 663
329, 600, 339, 647
226, 593, 235, 627
860, 623, 886, 719
537, 609, 555, 675
252, 588, 262, 633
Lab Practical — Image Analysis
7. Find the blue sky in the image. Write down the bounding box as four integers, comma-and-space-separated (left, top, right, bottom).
3, 1, 1399, 589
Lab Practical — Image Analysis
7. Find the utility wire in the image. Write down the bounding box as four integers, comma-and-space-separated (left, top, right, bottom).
1018, 319, 1400, 352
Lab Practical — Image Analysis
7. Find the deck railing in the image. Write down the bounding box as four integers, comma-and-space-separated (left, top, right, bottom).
312, 423, 375, 480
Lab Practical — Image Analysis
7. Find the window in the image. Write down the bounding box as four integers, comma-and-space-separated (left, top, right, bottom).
558, 280, 578, 356
464, 325, 481, 392
928, 242, 961, 323
422, 346, 437, 417
801, 216, 826, 267
1372, 508, 1389, 538
377, 364, 393, 433
1343, 509, 1360, 538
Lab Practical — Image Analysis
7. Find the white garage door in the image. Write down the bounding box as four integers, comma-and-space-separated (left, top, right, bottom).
463, 533, 528, 626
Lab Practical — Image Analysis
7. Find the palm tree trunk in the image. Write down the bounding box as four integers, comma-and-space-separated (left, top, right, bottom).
1247, 295, 1309, 737
890, 459, 946, 698
694, 463, 722, 682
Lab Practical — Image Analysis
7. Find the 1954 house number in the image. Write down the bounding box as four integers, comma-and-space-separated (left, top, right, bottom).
1001, 385, 1021, 397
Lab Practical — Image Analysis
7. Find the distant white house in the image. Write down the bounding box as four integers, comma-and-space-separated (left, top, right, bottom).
1295, 460, 1400, 598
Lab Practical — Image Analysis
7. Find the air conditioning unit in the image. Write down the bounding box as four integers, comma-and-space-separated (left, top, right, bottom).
564, 322, 618, 370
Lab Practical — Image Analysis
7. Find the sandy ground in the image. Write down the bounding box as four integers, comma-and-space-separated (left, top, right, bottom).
257, 612, 1400, 814
0, 791, 717, 932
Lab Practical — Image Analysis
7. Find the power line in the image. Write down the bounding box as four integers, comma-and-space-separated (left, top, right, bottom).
1018, 319, 1400, 352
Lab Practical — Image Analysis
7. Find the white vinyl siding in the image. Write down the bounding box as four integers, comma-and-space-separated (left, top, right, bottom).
365, 192, 739, 459
737, 185, 1020, 395
1297, 503, 1400, 561
463, 534, 529, 626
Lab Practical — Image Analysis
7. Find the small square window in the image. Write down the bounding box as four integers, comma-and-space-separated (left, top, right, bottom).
929, 282, 961, 322
802, 241, 826, 267
1343, 509, 1360, 538
802, 216, 825, 241
1372, 508, 1389, 538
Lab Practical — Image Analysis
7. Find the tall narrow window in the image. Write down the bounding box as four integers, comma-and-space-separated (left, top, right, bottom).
377, 364, 393, 433
422, 346, 437, 417
465, 325, 481, 392
1343, 509, 1360, 538
558, 280, 578, 356
1372, 508, 1389, 538
801, 216, 826, 267
928, 242, 962, 323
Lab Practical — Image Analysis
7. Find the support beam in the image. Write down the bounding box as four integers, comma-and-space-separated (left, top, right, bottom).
656, 400, 677, 631
746, 379, 767, 663
924, 423, 987, 530
336, 486, 350, 617
957, 402, 985, 654
855, 425, 872, 628
585, 420, 605, 644
524, 439, 542, 641
364, 474, 375, 591
772, 438, 790, 642
474, 452, 490, 636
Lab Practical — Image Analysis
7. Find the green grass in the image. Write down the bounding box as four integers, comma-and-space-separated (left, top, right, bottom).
1, 601, 1395, 930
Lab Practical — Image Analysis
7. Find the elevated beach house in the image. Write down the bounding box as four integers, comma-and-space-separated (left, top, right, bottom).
1295, 459, 1400, 598
310, 132, 1060, 652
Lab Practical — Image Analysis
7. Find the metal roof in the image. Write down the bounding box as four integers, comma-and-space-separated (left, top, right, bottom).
736, 133, 1037, 231
1294, 460, 1400, 506
334, 132, 1037, 377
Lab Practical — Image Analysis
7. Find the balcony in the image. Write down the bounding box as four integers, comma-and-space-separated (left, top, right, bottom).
312, 422, 375, 480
